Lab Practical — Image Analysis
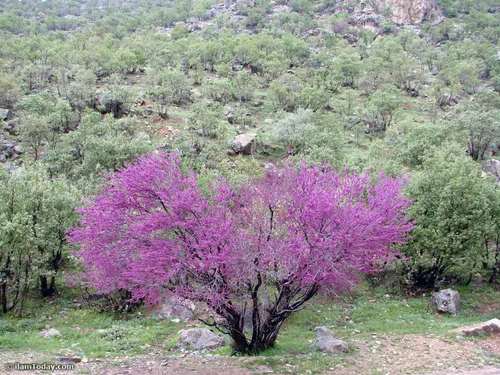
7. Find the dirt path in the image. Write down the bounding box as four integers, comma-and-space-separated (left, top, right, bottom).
428, 369, 500, 375
1, 334, 499, 375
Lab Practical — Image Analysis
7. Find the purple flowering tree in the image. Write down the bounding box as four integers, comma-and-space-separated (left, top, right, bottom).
70, 152, 413, 353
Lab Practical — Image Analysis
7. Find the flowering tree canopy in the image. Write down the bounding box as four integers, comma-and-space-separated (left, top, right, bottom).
70, 152, 413, 353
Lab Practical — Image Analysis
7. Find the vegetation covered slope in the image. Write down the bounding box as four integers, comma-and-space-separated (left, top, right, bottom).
0, 0, 499, 325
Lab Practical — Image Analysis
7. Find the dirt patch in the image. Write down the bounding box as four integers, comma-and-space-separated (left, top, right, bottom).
476, 302, 500, 316
0, 351, 263, 375
327, 334, 500, 375
1, 334, 499, 375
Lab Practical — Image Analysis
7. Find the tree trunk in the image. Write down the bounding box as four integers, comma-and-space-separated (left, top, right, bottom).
40, 275, 56, 297
1, 282, 7, 314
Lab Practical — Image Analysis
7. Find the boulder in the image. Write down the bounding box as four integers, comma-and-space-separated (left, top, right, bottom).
452, 319, 500, 336
40, 328, 61, 338
155, 295, 196, 322
431, 289, 460, 314
314, 337, 348, 353
483, 159, 500, 182
178, 328, 225, 350
313, 326, 348, 353
0, 109, 11, 121
231, 134, 256, 155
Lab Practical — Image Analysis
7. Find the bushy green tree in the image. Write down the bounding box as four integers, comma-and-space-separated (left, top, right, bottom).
274, 108, 314, 152
0, 166, 79, 315
363, 89, 402, 132
0, 74, 20, 109
44, 110, 152, 179
450, 93, 500, 160
404, 146, 495, 288
191, 101, 229, 138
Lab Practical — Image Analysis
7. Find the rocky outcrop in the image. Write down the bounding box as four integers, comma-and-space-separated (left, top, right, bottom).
351, 0, 438, 28
431, 289, 460, 315
0, 134, 23, 163
385, 0, 436, 24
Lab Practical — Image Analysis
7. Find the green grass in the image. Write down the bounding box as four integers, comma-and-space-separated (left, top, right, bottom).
232, 283, 500, 374
0, 306, 181, 358
1, 282, 499, 374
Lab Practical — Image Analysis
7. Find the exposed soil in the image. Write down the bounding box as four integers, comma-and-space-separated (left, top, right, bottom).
1, 334, 499, 375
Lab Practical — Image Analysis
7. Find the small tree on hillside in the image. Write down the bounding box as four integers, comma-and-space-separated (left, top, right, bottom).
70, 153, 413, 353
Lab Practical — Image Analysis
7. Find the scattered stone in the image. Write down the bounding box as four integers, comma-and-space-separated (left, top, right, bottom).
40, 328, 61, 338
452, 319, 500, 336
431, 289, 460, 315
231, 133, 256, 155
177, 328, 225, 350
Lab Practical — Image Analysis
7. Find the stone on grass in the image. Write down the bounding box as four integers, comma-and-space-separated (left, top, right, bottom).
452, 319, 500, 336
313, 326, 348, 353
178, 328, 225, 350
431, 289, 460, 314
40, 328, 61, 338
314, 336, 349, 353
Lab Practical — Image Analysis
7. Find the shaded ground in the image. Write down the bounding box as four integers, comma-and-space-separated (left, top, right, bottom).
1, 334, 499, 375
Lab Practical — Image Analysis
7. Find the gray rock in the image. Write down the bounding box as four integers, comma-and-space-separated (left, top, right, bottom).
40, 328, 61, 338
431, 289, 460, 314
0, 109, 10, 121
483, 159, 500, 182
226, 112, 234, 124
231, 133, 256, 155
13, 145, 23, 154
313, 326, 347, 353
314, 336, 348, 353
452, 318, 500, 336
314, 326, 335, 338
155, 295, 196, 322
178, 328, 225, 350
